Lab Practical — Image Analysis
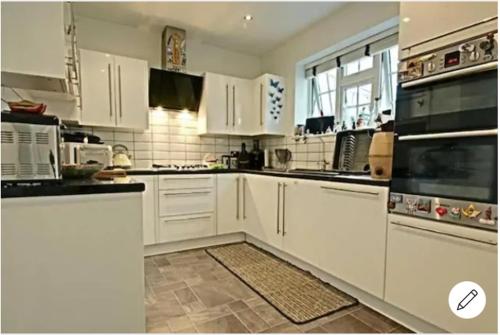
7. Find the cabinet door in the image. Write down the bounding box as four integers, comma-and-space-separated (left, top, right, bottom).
281, 179, 322, 268
133, 175, 157, 246
244, 174, 282, 249
216, 174, 243, 234
1, 2, 65, 79
232, 78, 256, 135
80, 49, 116, 127
318, 183, 388, 298
114, 56, 148, 129
385, 214, 497, 333
261, 74, 286, 135
198, 72, 232, 135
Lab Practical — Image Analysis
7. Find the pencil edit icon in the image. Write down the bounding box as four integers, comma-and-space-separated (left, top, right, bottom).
457, 289, 478, 310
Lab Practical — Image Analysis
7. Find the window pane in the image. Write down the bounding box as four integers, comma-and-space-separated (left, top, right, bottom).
357, 104, 371, 118
358, 84, 372, 104
389, 46, 399, 73
320, 93, 332, 115
342, 107, 357, 123
344, 86, 358, 107
329, 91, 336, 115
327, 69, 337, 89
317, 72, 329, 93
359, 56, 373, 71
344, 61, 359, 76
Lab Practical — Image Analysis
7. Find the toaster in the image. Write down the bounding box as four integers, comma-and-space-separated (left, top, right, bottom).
1, 111, 61, 182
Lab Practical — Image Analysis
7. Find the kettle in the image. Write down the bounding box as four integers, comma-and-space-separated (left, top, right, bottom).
112, 144, 132, 168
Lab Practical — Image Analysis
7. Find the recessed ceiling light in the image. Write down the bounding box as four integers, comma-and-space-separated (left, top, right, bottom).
243, 14, 253, 21
402, 17, 411, 23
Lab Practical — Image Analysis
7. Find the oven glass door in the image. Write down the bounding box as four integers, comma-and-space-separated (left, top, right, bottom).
395, 69, 497, 135
391, 135, 497, 203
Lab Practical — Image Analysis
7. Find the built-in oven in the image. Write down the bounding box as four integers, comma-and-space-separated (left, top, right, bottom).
390, 130, 498, 231
389, 30, 498, 231
396, 32, 498, 136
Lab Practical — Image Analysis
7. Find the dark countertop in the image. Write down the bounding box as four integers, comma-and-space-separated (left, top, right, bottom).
125, 168, 390, 187
1, 178, 145, 199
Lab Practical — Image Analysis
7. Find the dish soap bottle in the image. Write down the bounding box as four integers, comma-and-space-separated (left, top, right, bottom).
237, 143, 250, 169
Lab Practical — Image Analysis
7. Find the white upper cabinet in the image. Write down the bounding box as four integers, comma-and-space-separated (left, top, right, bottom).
198, 72, 286, 136
254, 74, 287, 135
399, 2, 497, 59
1, 2, 65, 80
79, 49, 148, 130
114, 55, 149, 129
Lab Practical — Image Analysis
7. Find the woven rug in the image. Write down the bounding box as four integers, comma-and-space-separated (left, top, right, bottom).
206, 242, 357, 324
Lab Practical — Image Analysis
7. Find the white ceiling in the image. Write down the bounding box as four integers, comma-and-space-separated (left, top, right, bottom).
73, 2, 346, 55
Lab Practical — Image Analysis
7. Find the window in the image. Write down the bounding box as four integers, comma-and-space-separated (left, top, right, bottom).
307, 44, 398, 128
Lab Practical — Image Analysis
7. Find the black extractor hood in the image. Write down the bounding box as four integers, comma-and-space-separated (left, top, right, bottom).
148, 68, 204, 112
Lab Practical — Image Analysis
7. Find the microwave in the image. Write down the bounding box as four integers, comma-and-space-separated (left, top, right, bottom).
1, 111, 61, 182
61, 142, 113, 167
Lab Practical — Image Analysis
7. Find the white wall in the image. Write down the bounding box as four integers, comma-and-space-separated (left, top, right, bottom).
260, 2, 399, 132
75, 16, 262, 79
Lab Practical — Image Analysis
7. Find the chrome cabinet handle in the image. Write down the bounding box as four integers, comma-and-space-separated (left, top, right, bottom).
232, 85, 236, 127
236, 176, 240, 220
107, 63, 113, 118
276, 182, 281, 234
162, 177, 211, 181
162, 191, 211, 196
398, 129, 498, 141
118, 65, 122, 118
225, 84, 229, 126
243, 177, 246, 219
163, 215, 211, 223
260, 83, 263, 126
282, 183, 286, 236
320, 186, 379, 196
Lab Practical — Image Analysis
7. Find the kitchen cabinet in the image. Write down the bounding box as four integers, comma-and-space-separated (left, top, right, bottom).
198, 73, 254, 136
317, 182, 388, 298
399, 2, 497, 59
254, 74, 287, 135
80, 49, 148, 129
156, 175, 216, 244
133, 175, 157, 246
1, 2, 66, 81
216, 174, 244, 235
385, 214, 497, 333
280, 179, 323, 268
244, 174, 282, 249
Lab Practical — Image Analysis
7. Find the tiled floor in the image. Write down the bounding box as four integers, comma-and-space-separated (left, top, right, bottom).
145, 247, 412, 333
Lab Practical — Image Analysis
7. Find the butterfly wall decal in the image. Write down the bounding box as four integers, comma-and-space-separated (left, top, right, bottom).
277, 87, 284, 93
270, 79, 280, 88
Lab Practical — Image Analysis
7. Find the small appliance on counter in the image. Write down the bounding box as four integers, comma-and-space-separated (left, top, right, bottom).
61, 142, 113, 167
332, 128, 374, 174
112, 144, 132, 168
61, 130, 103, 144
237, 143, 251, 169
250, 140, 264, 170
368, 131, 394, 179
274, 148, 292, 171
1, 111, 61, 182
305, 116, 334, 134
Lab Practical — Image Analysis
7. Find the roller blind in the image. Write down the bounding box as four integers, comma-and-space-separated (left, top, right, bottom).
305, 28, 398, 79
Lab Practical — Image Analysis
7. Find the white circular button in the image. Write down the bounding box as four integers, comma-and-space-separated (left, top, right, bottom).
449, 281, 486, 319
469, 52, 480, 62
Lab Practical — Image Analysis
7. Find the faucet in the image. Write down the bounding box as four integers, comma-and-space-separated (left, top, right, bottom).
318, 137, 330, 171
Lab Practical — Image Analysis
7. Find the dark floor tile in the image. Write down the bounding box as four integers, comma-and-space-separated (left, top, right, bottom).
153, 300, 187, 318
252, 304, 287, 327
147, 325, 171, 333
352, 306, 400, 333
186, 304, 232, 324
260, 322, 301, 333
195, 314, 249, 333
234, 307, 269, 332
165, 315, 194, 332
174, 287, 198, 305
390, 325, 414, 333
176, 326, 198, 333
321, 314, 378, 333
228, 300, 249, 313
305, 326, 328, 333
191, 282, 235, 308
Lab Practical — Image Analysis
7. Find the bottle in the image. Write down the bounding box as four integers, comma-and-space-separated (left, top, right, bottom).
250, 140, 264, 170
237, 143, 250, 169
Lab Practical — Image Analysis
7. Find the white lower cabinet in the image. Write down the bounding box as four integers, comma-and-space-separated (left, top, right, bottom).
317, 182, 389, 298
216, 174, 243, 235
244, 174, 282, 249
158, 214, 215, 243
385, 214, 498, 333
133, 175, 157, 246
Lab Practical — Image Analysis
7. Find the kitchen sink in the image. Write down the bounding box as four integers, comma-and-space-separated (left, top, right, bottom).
287, 169, 340, 176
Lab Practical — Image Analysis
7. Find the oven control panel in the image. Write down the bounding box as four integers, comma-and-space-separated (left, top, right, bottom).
399, 32, 498, 83
388, 193, 498, 232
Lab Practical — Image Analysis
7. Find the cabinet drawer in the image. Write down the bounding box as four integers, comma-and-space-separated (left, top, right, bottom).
158, 175, 214, 190
158, 214, 215, 243
158, 189, 214, 217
